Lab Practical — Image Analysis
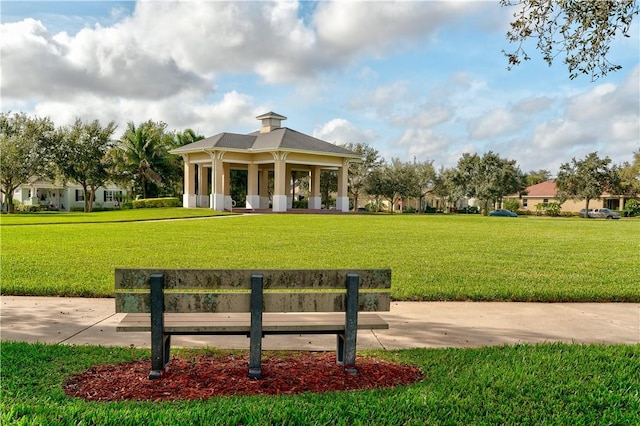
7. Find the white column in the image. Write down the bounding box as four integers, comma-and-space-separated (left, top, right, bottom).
223, 163, 234, 210
336, 160, 349, 212
197, 165, 208, 207
308, 166, 322, 209
285, 164, 293, 209
260, 169, 270, 209
29, 185, 39, 206
246, 163, 260, 210
183, 159, 197, 208
273, 154, 288, 212
211, 153, 225, 211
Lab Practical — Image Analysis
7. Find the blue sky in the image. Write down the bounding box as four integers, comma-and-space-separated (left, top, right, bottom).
2, 1, 639, 174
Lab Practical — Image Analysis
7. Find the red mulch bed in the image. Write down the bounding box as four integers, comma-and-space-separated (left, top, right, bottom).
64, 352, 423, 402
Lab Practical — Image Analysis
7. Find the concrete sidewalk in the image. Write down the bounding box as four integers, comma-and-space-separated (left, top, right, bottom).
1, 296, 638, 351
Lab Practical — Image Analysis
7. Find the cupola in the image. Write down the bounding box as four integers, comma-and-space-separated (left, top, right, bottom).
256, 111, 287, 133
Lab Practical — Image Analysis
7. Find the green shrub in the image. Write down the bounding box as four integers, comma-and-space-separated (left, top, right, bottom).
132, 197, 181, 209
503, 199, 520, 212
535, 202, 561, 217
544, 202, 561, 216
15, 204, 42, 213
624, 199, 639, 217
457, 206, 479, 214
365, 201, 383, 212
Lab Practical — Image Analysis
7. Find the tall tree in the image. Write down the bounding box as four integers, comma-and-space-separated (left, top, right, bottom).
525, 169, 552, 186
366, 159, 419, 212
502, 0, 639, 80
432, 167, 464, 212
365, 166, 394, 212
415, 160, 437, 212
390, 159, 421, 211
618, 150, 640, 196
341, 142, 383, 210
54, 118, 117, 212
556, 152, 620, 216
172, 128, 204, 148
0, 112, 59, 213
111, 121, 174, 199
453, 151, 526, 214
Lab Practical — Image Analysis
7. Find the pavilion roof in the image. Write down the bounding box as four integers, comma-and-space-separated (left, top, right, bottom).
170, 127, 358, 157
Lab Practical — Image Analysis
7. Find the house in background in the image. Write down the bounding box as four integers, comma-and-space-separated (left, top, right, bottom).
10, 179, 125, 211
507, 180, 631, 213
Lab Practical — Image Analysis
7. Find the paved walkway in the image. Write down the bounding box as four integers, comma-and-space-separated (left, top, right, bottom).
1, 296, 638, 350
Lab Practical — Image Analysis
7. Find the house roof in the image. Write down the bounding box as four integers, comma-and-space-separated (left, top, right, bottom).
170, 127, 358, 157
524, 180, 558, 197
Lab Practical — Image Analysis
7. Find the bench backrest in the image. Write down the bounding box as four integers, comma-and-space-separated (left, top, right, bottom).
115, 268, 391, 314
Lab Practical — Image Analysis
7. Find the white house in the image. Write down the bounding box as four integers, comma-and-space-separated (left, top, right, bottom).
9, 179, 125, 211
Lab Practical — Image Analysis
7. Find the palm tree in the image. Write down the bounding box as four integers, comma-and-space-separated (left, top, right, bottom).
117, 121, 169, 199
172, 128, 204, 148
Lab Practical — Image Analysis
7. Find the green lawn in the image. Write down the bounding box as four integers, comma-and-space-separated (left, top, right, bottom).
0, 207, 228, 225
2, 211, 638, 425
2, 341, 638, 425
1, 211, 639, 301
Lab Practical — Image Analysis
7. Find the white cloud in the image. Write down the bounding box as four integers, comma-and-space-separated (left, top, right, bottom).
468, 108, 520, 139
566, 65, 639, 122
394, 103, 455, 128
514, 96, 554, 113
611, 115, 640, 142
396, 128, 454, 162
346, 80, 415, 116
312, 118, 377, 145
131, 1, 321, 83
313, 1, 484, 59
24, 90, 256, 138
526, 66, 640, 167
1, 17, 209, 101
1, 1, 637, 174
532, 119, 596, 150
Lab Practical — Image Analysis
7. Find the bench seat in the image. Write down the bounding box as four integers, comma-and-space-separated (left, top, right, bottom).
118, 312, 389, 334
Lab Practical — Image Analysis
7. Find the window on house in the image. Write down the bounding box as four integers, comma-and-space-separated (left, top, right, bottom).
104, 191, 115, 202
523, 198, 528, 207
75, 190, 84, 202
543, 198, 549, 205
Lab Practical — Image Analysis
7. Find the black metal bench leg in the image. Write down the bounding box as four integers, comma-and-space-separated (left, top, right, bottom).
337, 333, 345, 364
248, 274, 263, 379
149, 273, 165, 379
343, 273, 359, 375
163, 334, 171, 368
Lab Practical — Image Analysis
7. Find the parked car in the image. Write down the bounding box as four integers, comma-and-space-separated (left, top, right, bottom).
488, 209, 517, 217
579, 208, 621, 219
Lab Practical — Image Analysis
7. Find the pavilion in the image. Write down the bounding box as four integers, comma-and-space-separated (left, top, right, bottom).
169, 112, 360, 212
